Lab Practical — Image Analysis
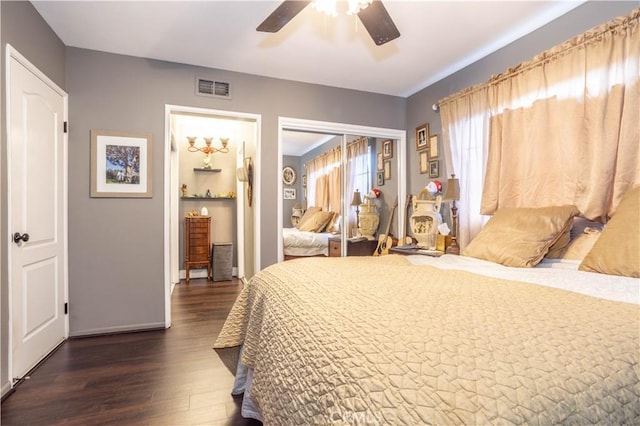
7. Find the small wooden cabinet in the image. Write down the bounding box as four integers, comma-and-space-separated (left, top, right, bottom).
184, 216, 211, 282
328, 237, 378, 257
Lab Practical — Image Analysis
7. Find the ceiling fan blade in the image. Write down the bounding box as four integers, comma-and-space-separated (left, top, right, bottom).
357, 0, 400, 46
257, 1, 312, 33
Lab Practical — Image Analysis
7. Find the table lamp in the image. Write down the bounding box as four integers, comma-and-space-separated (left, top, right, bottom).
350, 190, 363, 230
443, 175, 460, 255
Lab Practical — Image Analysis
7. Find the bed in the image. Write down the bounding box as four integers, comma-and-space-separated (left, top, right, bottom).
215, 190, 640, 424
283, 207, 338, 260
282, 227, 332, 258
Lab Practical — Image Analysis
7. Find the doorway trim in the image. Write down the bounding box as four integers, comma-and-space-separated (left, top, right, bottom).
163, 105, 261, 327
277, 117, 406, 261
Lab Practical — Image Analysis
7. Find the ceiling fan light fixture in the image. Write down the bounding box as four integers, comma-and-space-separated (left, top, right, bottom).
347, 0, 373, 15
312, 0, 338, 16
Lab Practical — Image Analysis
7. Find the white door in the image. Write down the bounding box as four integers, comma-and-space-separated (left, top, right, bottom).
8, 47, 67, 381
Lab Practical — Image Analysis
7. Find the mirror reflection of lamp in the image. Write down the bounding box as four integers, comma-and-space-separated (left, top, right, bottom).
350, 190, 363, 236
443, 174, 460, 255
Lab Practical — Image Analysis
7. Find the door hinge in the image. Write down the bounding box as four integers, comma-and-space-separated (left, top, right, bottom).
64, 302, 68, 314
63, 121, 68, 133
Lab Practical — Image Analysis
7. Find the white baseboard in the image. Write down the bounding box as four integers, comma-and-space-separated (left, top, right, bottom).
69, 321, 166, 338
2, 380, 13, 398
179, 267, 238, 280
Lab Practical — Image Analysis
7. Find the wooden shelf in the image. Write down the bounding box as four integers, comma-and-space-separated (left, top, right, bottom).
193, 168, 221, 172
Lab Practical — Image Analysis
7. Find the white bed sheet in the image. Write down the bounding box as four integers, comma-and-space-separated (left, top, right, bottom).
406, 254, 640, 305
282, 227, 332, 257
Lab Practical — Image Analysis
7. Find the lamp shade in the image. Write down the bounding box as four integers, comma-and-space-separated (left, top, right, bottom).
443, 174, 460, 201
350, 190, 363, 206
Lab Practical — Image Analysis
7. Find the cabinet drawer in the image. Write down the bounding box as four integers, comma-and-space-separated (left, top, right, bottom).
328, 240, 341, 257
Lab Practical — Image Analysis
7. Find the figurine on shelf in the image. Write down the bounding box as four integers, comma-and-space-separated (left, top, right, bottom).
181, 184, 188, 197
205, 189, 212, 198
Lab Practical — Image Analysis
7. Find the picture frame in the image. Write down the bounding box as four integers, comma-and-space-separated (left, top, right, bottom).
428, 134, 439, 160
429, 159, 440, 178
419, 151, 429, 174
283, 188, 296, 200
282, 165, 297, 185
416, 123, 429, 151
384, 160, 391, 180
382, 139, 393, 159
91, 129, 153, 198
376, 171, 385, 186
377, 152, 384, 171
302, 174, 307, 187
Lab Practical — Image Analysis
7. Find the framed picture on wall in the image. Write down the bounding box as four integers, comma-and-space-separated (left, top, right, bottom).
284, 188, 296, 199
429, 159, 440, 178
384, 160, 391, 180
416, 123, 428, 151
90, 129, 153, 198
282, 165, 297, 185
428, 134, 439, 160
382, 139, 393, 159
377, 152, 384, 171
419, 151, 429, 174
376, 171, 385, 186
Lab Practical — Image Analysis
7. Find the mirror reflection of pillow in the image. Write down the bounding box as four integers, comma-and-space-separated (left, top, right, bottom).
296, 206, 322, 230
298, 211, 334, 232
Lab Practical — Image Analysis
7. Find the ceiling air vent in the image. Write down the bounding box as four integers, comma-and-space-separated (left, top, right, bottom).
196, 77, 231, 99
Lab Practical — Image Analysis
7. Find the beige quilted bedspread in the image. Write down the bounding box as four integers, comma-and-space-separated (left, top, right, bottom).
214, 256, 640, 425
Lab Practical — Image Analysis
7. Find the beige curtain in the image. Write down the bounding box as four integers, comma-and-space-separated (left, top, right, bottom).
441, 8, 639, 242
306, 147, 341, 212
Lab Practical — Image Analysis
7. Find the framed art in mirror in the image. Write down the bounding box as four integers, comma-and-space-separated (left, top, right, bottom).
416, 123, 428, 151
282, 165, 297, 185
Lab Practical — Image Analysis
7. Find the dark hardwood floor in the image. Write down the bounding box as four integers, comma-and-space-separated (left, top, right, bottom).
1, 278, 262, 426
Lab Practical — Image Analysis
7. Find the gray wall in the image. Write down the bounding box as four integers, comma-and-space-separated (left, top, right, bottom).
405, 1, 637, 199
65, 47, 405, 336
1, 0, 66, 395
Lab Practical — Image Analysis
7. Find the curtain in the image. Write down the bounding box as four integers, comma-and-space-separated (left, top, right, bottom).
305, 147, 341, 212
440, 8, 639, 247
346, 137, 371, 234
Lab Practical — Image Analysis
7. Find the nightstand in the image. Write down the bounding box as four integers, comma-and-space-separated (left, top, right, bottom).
328, 237, 378, 257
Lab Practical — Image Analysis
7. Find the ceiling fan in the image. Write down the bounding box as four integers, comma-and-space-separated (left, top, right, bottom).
257, 0, 400, 46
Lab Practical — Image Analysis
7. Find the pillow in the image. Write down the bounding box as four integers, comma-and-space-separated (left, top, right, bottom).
579, 186, 640, 277
463, 205, 579, 267
298, 211, 334, 232
296, 206, 321, 230
323, 212, 338, 233
559, 228, 601, 260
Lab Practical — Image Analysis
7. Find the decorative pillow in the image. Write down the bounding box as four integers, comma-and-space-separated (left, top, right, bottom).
579, 186, 640, 277
298, 211, 334, 232
558, 228, 601, 260
296, 206, 321, 230
463, 205, 580, 267
323, 212, 338, 233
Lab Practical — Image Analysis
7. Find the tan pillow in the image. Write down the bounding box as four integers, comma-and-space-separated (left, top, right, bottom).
463, 205, 579, 267
546, 227, 571, 258
298, 211, 334, 232
579, 186, 640, 277
296, 206, 321, 230
559, 228, 601, 260
323, 212, 338, 233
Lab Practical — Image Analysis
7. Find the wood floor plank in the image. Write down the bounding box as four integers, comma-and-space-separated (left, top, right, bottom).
1, 278, 262, 426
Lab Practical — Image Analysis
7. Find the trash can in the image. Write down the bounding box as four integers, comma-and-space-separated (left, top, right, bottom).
211, 242, 233, 281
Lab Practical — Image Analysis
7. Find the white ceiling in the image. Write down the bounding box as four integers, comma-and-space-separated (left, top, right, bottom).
31, 0, 585, 98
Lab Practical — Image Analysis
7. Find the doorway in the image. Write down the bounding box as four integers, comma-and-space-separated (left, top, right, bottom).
163, 105, 260, 327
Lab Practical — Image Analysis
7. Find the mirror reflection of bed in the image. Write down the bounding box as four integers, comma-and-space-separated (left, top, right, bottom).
281, 129, 399, 260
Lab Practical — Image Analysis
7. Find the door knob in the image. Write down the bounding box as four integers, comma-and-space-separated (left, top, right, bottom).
13, 232, 29, 244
